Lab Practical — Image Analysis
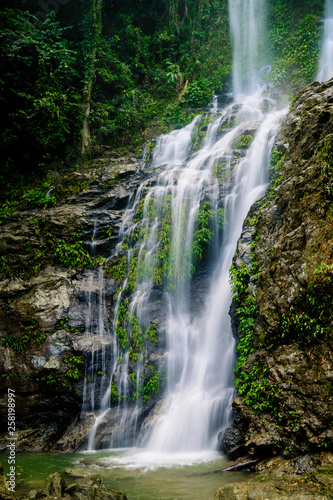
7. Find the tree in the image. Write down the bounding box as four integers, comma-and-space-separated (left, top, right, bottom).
81, 0, 103, 154
0, 9, 80, 189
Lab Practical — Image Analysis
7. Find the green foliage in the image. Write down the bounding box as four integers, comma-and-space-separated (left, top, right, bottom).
236, 364, 281, 414
144, 323, 158, 344
318, 136, 333, 205
268, 0, 323, 89
166, 61, 183, 91
22, 183, 56, 209
128, 315, 144, 362
3, 320, 47, 352
0, 0, 233, 197
150, 194, 172, 288
111, 381, 120, 404
105, 255, 128, 282
117, 193, 216, 297
125, 255, 139, 293
190, 113, 215, 153
230, 256, 282, 418
232, 134, 254, 150
217, 207, 225, 230
229, 262, 259, 372
185, 79, 213, 108
191, 200, 215, 270
279, 262, 333, 345
143, 365, 161, 404
0, 9, 81, 188
54, 242, 93, 269
64, 355, 84, 380
116, 299, 130, 351
0, 217, 95, 280
269, 146, 285, 172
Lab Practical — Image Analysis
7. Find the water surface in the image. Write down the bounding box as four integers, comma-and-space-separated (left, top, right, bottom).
2, 449, 249, 500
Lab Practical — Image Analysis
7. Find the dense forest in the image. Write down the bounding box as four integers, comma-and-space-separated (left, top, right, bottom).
0, 0, 324, 214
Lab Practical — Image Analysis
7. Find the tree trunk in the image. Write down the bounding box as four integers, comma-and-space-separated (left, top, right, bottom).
81, 0, 102, 155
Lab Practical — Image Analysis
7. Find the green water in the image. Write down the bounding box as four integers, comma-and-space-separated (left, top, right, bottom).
1, 449, 249, 500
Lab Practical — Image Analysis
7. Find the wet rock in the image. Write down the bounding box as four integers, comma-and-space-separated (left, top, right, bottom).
218, 420, 246, 459
215, 481, 327, 500
64, 474, 127, 500
294, 455, 320, 475
215, 455, 333, 499
0, 462, 16, 500
42, 472, 65, 497
20, 472, 127, 500
227, 78, 333, 459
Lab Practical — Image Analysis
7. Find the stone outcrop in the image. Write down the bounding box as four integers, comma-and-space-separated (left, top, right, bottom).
215, 453, 333, 499
0, 467, 127, 500
224, 78, 333, 459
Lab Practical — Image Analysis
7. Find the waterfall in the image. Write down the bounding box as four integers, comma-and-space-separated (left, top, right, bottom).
144, 102, 286, 454
141, 0, 286, 454
317, 0, 333, 82
82, 0, 287, 456
229, 0, 267, 97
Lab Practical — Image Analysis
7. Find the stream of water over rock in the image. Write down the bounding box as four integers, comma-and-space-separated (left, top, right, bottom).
80, 0, 287, 463
317, 0, 333, 82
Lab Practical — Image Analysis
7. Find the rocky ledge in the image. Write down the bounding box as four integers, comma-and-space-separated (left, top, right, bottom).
215, 452, 333, 499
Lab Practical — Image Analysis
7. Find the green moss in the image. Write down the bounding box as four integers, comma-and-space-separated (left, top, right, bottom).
144, 323, 158, 343
217, 207, 225, 231
105, 255, 128, 282
212, 161, 230, 183
54, 241, 93, 269
143, 365, 162, 404
236, 364, 281, 415
128, 315, 144, 362
232, 134, 254, 149
125, 254, 139, 293
269, 146, 285, 173
279, 262, 333, 345
111, 381, 120, 404
0, 216, 96, 280
190, 113, 214, 153
3, 320, 47, 352
64, 355, 84, 380
116, 299, 130, 351
191, 200, 215, 272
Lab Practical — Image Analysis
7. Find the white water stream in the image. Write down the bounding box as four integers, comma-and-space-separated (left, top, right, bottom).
317, 0, 333, 82
82, 0, 287, 462
145, 96, 286, 455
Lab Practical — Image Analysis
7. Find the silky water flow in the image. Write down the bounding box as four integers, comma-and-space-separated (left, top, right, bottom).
81, 0, 288, 464
317, 0, 333, 82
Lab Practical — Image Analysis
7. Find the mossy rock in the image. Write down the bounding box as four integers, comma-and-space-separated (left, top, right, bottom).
232, 133, 254, 149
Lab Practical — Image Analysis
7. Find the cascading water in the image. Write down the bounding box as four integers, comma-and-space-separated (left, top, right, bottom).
144, 101, 286, 454
317, 0, 333, 82
229, 0, 267, 97
82, 0, 287, 458
142, 0, 286, 454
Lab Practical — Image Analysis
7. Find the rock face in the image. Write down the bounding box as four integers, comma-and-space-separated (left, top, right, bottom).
0, 151, 168, 451
224, 79, 333, 459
